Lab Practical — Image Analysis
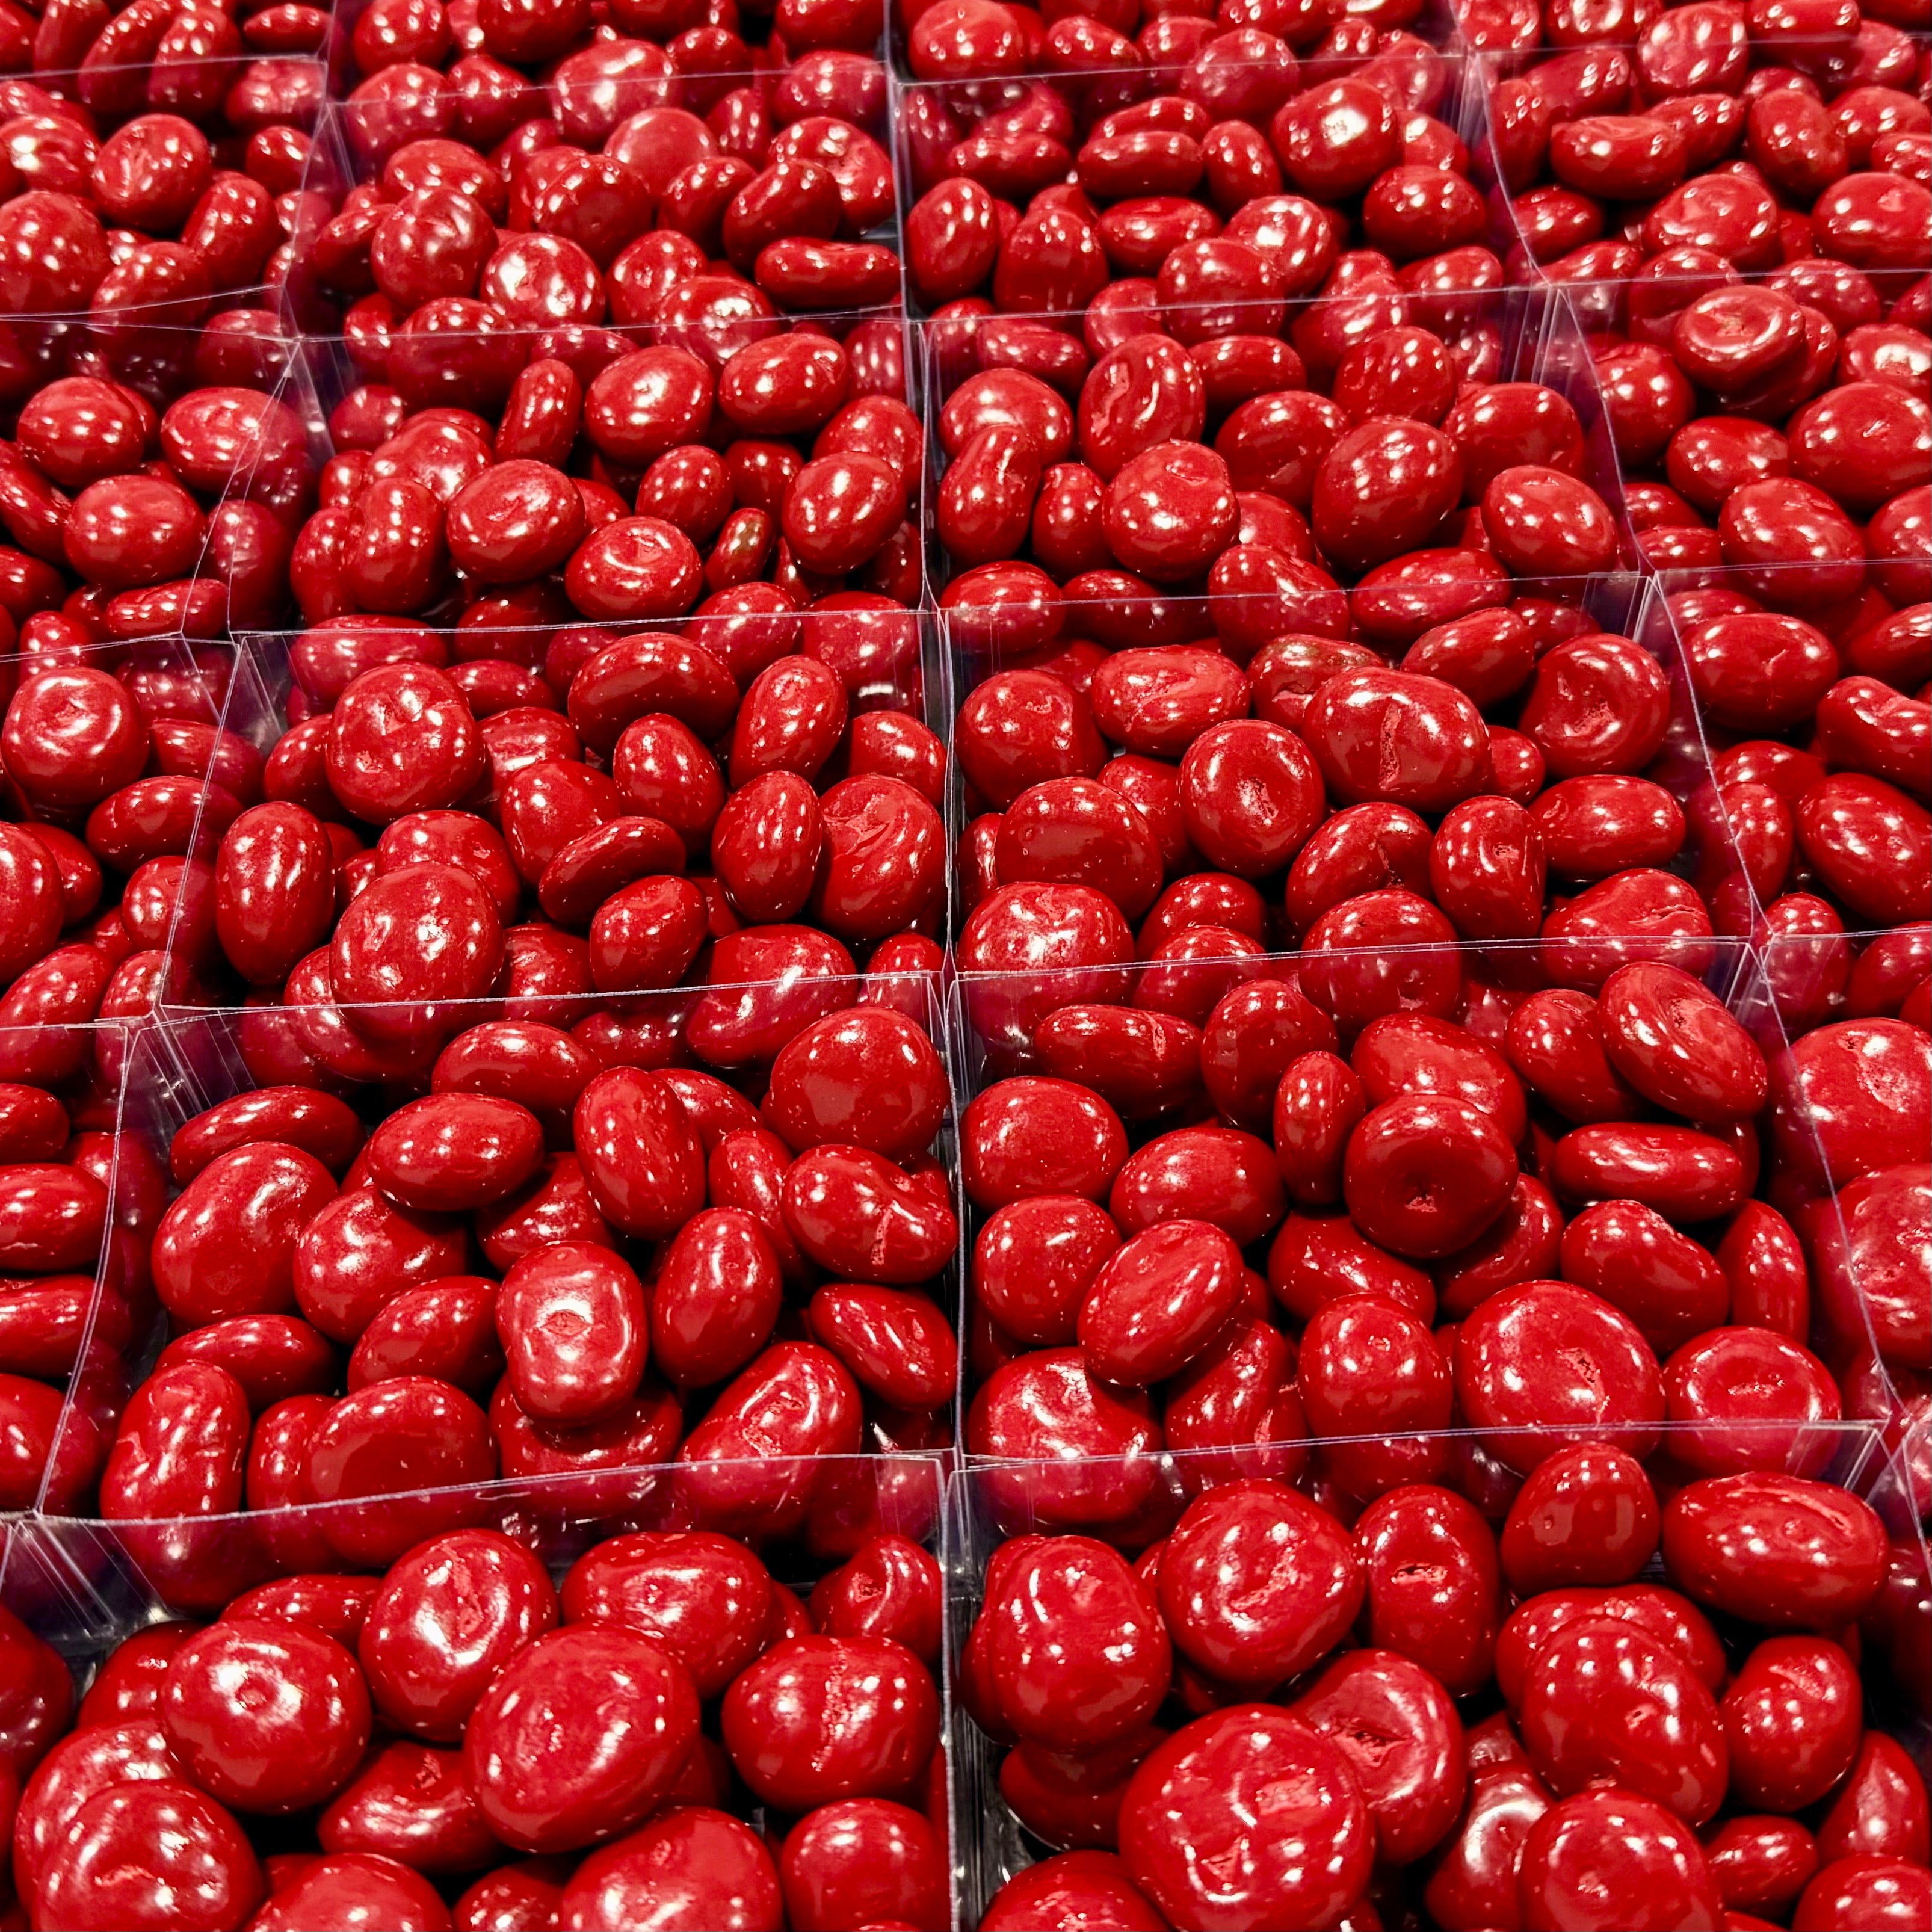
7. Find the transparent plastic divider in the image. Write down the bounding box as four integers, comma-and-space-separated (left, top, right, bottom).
218, 597, 948, 774
1552, 258, 1932, 344
945, 1419, 1924, 1929
1755, 925, 1932, 1042
1650, 560, 1916, 631
0, 631, 237, 738
952, 928, 1747, 1079
1466, 43, 1557, 289
2, 1448, 948, 1633
938, 572, 1755, 939
280, 100, 359, 332
0, 1021, 140, 1514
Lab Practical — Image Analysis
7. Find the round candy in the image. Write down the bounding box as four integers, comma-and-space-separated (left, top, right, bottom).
463, 1626, 700, 1853
1119, 1705, 1374, 1931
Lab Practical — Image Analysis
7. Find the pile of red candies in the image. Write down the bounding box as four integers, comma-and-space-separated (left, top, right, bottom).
1, 1515, 951, 1931
903, 28, 1654, 662
177, 573, 946, 1022
0, 359, 306, 638
958, 955, 1922, 1477
294, 323, 922, 638
0, 30, 326, 329
950, 600, 1741, 1035
326, 0, 901, 339
0, 0, 1925, 1925
1467, 4, 1932, 951
74, 998, 959, 1558
1485, 7, 1928, 289
0, 340, 307, 1029
0, 640, 259, 1048
961, 1463, 1928, 1931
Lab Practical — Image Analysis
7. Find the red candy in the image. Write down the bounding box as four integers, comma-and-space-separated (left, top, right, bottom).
0, 4, 1926, 1922
5, 1502, 948, 1930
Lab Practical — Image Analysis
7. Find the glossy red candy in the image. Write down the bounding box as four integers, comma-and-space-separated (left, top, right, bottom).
1456, 1279, 1664, 1471
464, 1626, 699, 1853
979, 1852, 1168, 1932
1518, 1616, 1728, 1827
1292, 1649, 1464, 1868
251, 1853, 452, 1931
979, 1534, 1168, 1756
359, 1529, 558, 1741
1722, 1635, 1863, 1813
1156, 1478, 1363, 1689
1518, 1788, 1724, 1932
1119, 1705, 1374, 1932
1662, 1474, 1887, 1630
1793, 1856, 1932, 1932
365, 1093, 545, 1212
780, 1797, 947, 1932
563, 1530, 772, 1700
161, 1619, 372, 1815
34, 1781, 264, 1932
1812, 1726, 1920, 1865
721, 1635, 940, 1812
1344, 1093, 1519, 1260
1079, 1220, 1244, 1388
497, 1240, 647, 1424
1501, 1442, 1661, 1593
565, 1807, 783, 1932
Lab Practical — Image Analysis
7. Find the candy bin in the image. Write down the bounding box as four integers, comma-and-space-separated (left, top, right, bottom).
924, 285, 1652, 875
1472, 17, 1930, 827
946, 1422, 1928, 1932
250, 318, 926, 658
61, 949, 960, 1547
939, 847, 1931, 1927
0, 44, 335, 349
1750, 919, 1931, 1569
1661, 569, 1930, 944
0, 1446, 949, 1931
150, 316, 949, 1015
943, 553, 1776, 1039
1475, 10, 1928, 297
319, 0, 902, 372
0, 309, 324, 1031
